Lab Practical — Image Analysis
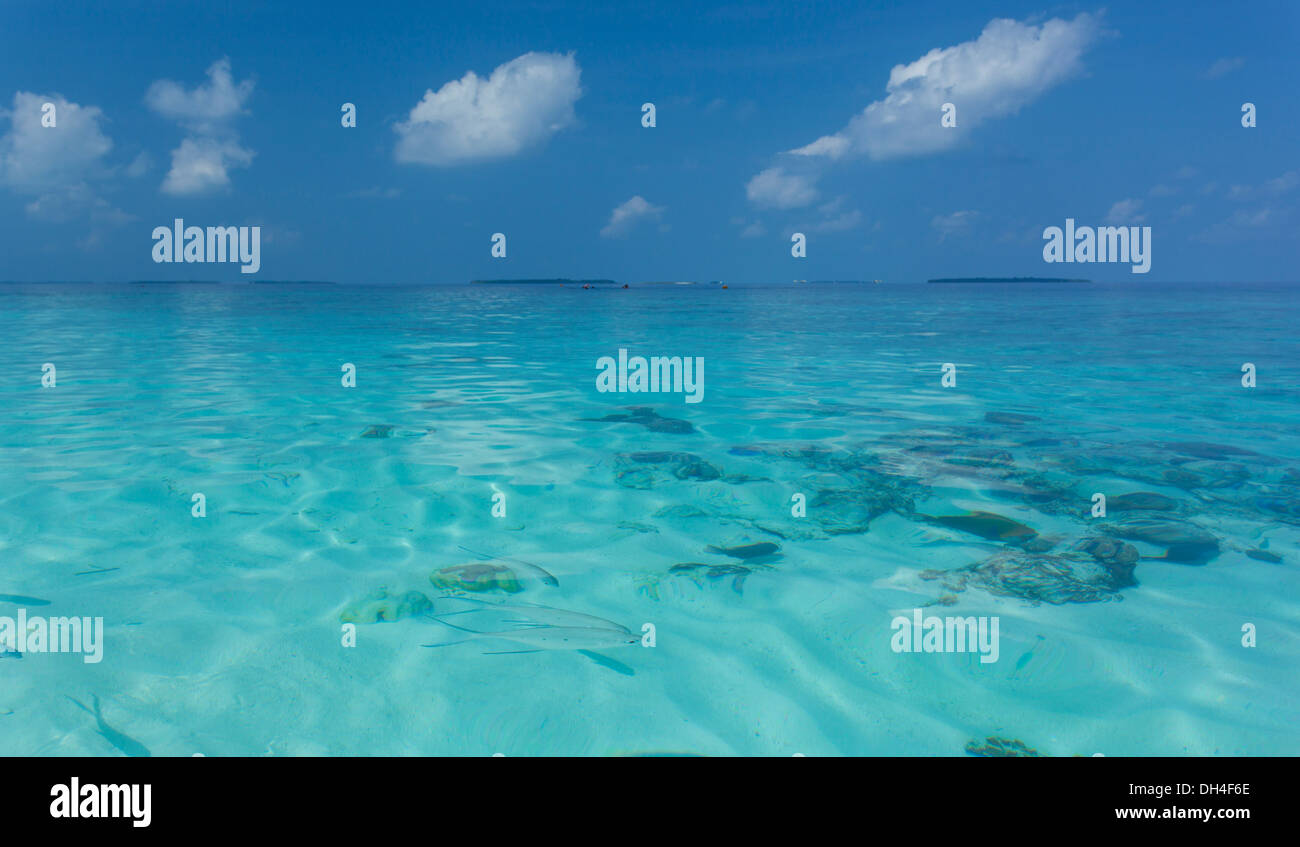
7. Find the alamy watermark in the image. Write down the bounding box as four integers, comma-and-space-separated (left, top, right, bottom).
1042, 218, 1151, 274
596, 348, 703, 403
152, 218, 261, 274
890, 609, 999, 664
0, 609, 104, 663
50, 778, 151, 828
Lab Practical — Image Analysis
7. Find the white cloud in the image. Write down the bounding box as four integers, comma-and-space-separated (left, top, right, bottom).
146, 58, 255, 195
788, 135, 850, 160
931, 209, 978, 239
746, 166, 818, 209
786, 14, 1100, 162
1105, 198, 1145, 223
161, 137, 254, 195
600, 195, 663, 238
0, 92, 129, 230
1204, 57, 1245, 79
1225, 171, 1297, 202
145, 58, 253, 133
1225, 208, 1272, 228
0, 93, 111, 194
1199, 207, 1277, 244
395, 51, 582, 166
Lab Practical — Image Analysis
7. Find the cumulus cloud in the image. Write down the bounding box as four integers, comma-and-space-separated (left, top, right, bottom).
161, 137, 255, 195
746, 166, 819, 209
146, 58, 255, 195
745, 14, 1099, 211
0, 93, 111, 194
146, 57, 253, 133
600, 195, 663, 238
0, 92, 130, 230
787, 14, 1100, 163
395, 51, 582, 166
1105, 198, 1145, 223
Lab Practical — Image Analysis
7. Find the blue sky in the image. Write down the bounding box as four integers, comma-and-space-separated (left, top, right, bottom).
1, 0, 1296, 283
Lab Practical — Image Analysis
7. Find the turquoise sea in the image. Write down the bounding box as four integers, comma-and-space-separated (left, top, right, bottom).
1, 280, 1297, 756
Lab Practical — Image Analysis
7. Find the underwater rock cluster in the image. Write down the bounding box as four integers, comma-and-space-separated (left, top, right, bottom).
614, 451, 723, 489
339, 588, 432, 624
964, 736, 1041, 757
597, 409, 1288, 610
921, 534, 1140, 606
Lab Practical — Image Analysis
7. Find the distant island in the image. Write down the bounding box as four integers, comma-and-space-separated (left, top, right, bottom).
927, 277, 1090, 283
127, 280, 336, 285
471, 278, 617, 285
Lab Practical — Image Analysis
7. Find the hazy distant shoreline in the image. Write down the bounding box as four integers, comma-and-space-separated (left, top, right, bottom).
927, 277, 1091, 284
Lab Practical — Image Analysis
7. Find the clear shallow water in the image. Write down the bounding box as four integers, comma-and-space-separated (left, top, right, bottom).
0, 281, 1297, 756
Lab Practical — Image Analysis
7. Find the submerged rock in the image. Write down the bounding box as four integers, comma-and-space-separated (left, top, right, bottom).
1108, 492, 1179, 512
808, 486, 901, 535
1075, 536, 1140, 568
1020, 535, 1058, 553
965, 736, 1040, 757
627, 451, 694, 464
923, 548, 1136, 605
614, 451, 723, 488
1255, 496, 1300, 522
1045, 446, 1251, 493
613, 468, 657, 490
339, 588, 432, 624
653, 504, 708, 520
941, 449, 1016, 470
984, 412, 1041, 426
1160, 441, 1274, 464
673, 461, 722, 481
727, 442, 838, 470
